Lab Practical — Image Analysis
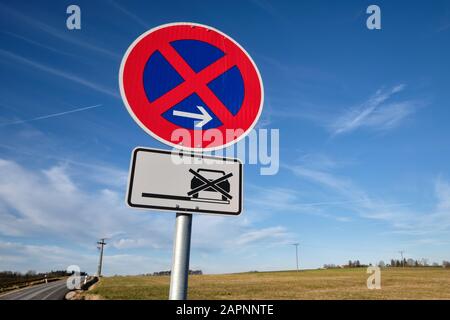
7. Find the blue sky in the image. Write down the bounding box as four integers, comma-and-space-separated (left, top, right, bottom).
0, 0, 450, 275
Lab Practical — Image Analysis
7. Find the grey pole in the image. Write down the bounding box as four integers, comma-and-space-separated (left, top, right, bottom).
97, 239, 106, 277
169, 213, 193, 300
399, 250, 405, 268
293, 243, 299, 272
97, 245, 103, 276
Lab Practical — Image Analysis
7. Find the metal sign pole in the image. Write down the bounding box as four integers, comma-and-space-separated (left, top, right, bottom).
169, 212, 193, 300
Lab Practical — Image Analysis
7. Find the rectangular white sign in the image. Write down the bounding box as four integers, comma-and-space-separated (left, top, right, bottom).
127, 148, 243, 215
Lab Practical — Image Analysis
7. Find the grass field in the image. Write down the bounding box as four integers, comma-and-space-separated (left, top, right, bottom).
83, 268, 450, 300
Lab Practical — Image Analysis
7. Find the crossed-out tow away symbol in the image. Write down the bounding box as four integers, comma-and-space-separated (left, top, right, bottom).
188, 169, 233, 201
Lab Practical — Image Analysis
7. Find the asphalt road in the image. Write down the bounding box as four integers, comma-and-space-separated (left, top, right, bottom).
0, 280, 70, 300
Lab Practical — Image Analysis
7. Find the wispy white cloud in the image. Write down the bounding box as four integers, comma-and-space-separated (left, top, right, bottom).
0, 159, 293, 274
0, 240, 172, 275
254, 101, 273, 129
260, 55, 336, 83
0, 158, 170, 241
266, 82, 421, 136
0, 142, 128, 189
330, 84, 419, 135
1, 30, 77, 58
404, 178, 450, 235
436, 21, 450, 33
235, 226, 291, 246
246, 184, 355, 222
0, 3, 120, 59
107, 0, 150, 29
0, 241, 93, 272
101, 254, 170, 275
289, 166, 357, 196
191, 211, 294, 254
248, 0, 289, 23
0, 49, 119, 98
285, 162, 450, 237
0, 104, 104, 127
435, 177, 450, 211
360, 101, 417, 130
288, 163, 405, 213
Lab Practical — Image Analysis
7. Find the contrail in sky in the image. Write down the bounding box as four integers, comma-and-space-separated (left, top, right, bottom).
0, 104, 103, 127
0, 49, 119, 98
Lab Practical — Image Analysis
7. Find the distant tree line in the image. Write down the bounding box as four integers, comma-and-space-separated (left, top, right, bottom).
324, 259, 450, 269
345, 260, 368, 268
382, 259, 450, 268
323, 260, 370, 268
150, 270, 203, 276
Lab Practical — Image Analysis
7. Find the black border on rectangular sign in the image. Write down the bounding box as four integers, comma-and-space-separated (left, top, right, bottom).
126, 147, 243, 216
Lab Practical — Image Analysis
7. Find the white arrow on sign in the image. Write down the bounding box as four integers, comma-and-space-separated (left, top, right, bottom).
172, 106, 212, 128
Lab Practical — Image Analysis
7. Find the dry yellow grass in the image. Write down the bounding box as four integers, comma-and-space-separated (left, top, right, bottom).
83, 267, 450, 300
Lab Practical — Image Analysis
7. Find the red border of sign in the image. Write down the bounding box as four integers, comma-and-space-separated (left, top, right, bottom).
119, 22, 264, 151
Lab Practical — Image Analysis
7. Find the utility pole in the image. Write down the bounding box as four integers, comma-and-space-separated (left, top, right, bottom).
97, 239, 107, 277
292, 243, 299, 272
399, 250, 404, 268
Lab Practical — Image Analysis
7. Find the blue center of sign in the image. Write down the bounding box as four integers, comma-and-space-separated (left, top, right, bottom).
142, 39, 245, 130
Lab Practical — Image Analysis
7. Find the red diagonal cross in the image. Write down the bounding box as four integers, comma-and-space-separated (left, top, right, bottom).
148, 42, 238, 125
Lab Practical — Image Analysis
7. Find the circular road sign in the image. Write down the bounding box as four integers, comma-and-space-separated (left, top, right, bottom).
119, 22, 264, 151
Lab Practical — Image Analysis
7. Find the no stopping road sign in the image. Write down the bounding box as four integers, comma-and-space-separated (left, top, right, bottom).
119, 22, 264, 151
